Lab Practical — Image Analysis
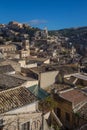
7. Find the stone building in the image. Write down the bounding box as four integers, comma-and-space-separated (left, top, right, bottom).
20, 40, 30, 58
35, 27, 48, 40
8, 21, 23, 29
0, 87, 42, 130
0, 73, 38, 91
0, 44, 16, 52
53, 88, 87, 130
22, 66, 59, 89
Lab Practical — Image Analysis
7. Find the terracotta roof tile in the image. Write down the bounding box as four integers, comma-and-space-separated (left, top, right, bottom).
60, 89, 87, 106
0, 87, 37, 114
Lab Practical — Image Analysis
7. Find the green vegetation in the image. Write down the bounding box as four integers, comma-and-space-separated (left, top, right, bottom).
75, 112, 80, 118
39, 96, 57, 112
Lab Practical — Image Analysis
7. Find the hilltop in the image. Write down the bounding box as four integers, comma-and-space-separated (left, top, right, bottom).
49, 26, 87, 47
0, 21, 40, 43
0, 21, 87, 56
0, 21, 87, 48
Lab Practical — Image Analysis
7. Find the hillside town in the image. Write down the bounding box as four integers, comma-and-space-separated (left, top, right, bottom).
0, 21, 87, 130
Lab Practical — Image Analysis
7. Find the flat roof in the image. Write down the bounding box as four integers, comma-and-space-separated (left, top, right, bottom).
72, 73, 87, 81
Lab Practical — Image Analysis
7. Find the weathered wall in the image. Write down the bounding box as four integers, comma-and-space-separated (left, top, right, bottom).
40, 71, 59, 89
44, 59, 50, 64
55, 98, 73, 129
24, 63, 37, 68
22, 80, 38, 88
0, 101, 42, 130
6, 102, 38, 115
3, 112, 42, 130
54, 95, 86, 129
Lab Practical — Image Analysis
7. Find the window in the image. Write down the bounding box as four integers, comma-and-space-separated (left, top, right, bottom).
65, 112, 70, 122
21, 122, 30, 130
55, 107, 61, 118
57, 108, 61, 118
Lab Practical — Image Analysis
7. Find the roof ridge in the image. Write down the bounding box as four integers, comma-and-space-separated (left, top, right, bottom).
0, 86, 23, 94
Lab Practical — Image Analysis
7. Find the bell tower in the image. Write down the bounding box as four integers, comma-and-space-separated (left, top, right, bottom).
20, 39, 30, 58
44, 27, 48, 38
22, 40, 30, 50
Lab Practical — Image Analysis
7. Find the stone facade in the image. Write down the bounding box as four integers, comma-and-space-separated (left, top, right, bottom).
39, 70, 59, 89
54, 89, 87, 130
2, 109, 42, 130
0, 87, 42, 130
0, 44, 16, 52
54, 96, 74, 129
20, 40, 30, 59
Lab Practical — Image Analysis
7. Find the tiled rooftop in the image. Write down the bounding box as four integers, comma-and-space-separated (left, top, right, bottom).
0, 64, 15, 74
0, 74, 26, 91
60, 89, 87, 106
0, 87, 37, 114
